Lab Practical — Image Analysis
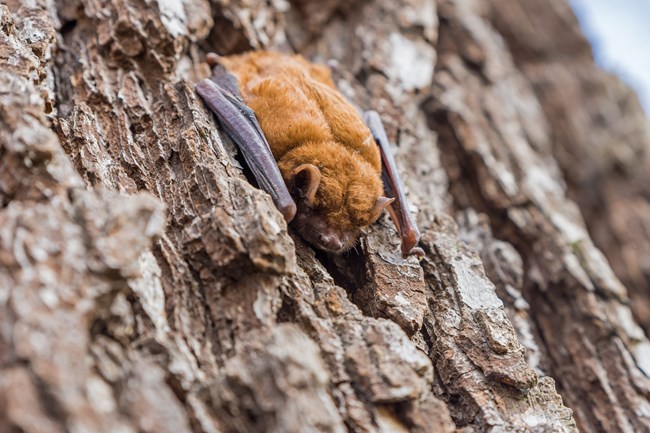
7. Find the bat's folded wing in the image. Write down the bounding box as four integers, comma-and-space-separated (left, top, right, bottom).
196, 63, 296, 222
364, 110, 423, 258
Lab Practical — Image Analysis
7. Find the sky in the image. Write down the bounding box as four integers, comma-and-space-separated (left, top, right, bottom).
570, 0, 650, 112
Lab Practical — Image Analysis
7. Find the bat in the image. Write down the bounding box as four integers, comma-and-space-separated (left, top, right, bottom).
196, 51, 423, 257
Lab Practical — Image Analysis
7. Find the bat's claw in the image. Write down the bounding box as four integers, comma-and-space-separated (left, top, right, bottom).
279, 201, 297, 223
401, 228, 423, 258
405, 246, 425, 259
206, 52, 222, 66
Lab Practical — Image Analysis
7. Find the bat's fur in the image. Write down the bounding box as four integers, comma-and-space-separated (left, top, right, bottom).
220, 52, 387, 253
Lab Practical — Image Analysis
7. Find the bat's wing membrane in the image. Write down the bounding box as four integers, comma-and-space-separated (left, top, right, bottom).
364, 111, 424, 257
196, 55, 296, 222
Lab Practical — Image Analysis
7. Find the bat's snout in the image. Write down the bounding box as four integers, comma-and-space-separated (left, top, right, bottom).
318, 232, 344, 251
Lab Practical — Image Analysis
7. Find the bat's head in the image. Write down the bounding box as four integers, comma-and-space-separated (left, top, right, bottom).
280, 144, 391, 254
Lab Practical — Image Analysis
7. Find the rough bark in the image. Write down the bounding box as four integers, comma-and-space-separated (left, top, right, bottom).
1, 1, 648, 433
488, 0, 650, 338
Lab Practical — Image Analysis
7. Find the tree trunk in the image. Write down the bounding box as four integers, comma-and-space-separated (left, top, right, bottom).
1, 0, 649, 432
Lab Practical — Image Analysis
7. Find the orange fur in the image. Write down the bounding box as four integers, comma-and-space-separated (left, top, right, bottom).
221, 51, 384, 235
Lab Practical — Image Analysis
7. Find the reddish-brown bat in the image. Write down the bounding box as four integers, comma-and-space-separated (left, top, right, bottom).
196, 51, 422, 257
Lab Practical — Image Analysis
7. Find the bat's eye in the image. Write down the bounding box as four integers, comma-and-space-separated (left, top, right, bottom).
291, 164, 321, 204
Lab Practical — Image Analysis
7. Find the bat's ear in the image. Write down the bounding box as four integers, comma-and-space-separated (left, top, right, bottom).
291, 164, 321, 204
370, 196, 395, 222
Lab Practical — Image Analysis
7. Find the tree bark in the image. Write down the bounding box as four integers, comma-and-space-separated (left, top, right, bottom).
1, 1, 648, 433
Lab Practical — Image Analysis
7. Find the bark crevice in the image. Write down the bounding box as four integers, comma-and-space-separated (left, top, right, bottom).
2, 1, 649, 432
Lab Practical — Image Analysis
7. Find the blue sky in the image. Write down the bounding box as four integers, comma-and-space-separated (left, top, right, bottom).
570, 0, 650, 112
